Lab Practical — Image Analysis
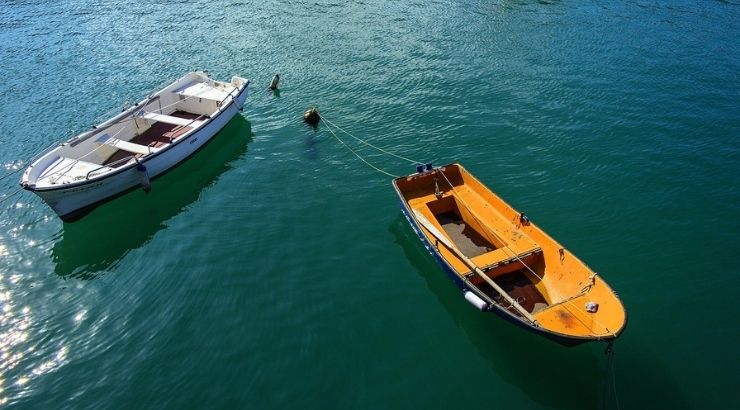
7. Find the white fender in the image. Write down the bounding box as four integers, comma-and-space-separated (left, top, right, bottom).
464, 291, 488, 311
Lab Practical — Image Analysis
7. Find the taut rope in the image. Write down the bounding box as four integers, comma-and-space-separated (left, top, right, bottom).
320, 118, 398, 178
602, 342, 621, 410
319, 114, 425, 165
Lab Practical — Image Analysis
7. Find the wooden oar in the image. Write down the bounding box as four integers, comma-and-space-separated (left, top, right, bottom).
412, 209, 537, 324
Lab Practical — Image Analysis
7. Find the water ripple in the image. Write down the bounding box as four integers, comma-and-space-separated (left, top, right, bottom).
0, 0, 738, 408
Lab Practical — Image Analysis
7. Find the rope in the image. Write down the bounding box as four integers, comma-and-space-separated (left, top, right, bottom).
321, 118, 398, 178
0, 187, 24, 205
319, 114, 426, 165
0, 170, 22, 185
0, 166, 23, 183
26, 140, 66, 166
602, 342, 621, 410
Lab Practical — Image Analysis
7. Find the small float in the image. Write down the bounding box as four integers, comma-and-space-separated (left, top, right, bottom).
20, 71, 249, 221
303, 107, 320, 126
393, 163, 627, 346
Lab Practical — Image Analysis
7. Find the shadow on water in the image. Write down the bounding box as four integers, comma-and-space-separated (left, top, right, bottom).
51, 115, 254, 279
388, 215, 688, 409
304, 124, 320, 160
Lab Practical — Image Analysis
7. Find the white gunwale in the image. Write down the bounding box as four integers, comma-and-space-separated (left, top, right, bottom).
21, 71, 249, 220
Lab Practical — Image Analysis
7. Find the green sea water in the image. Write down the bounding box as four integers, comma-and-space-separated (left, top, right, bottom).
1, 1, 738, 408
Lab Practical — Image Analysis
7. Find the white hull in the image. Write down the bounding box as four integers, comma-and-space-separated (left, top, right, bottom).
21, 72, 249, 220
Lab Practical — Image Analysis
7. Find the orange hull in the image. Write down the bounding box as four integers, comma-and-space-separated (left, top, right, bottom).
393, 163, 627, 345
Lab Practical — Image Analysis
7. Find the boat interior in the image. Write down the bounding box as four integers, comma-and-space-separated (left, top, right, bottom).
76, 79, 230, 170
395, 164, 627, 338
28, 73, 244, 187
102, 110, 204, 168
424, 193, 550, 314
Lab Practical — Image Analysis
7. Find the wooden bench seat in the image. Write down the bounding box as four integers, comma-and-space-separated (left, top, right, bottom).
96, 134, 160, 155
136, 111, 204, 128
175, 82, 230, 102
467, 246, 542, 279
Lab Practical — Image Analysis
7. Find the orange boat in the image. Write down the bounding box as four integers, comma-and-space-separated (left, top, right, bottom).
393, 163, 627, 346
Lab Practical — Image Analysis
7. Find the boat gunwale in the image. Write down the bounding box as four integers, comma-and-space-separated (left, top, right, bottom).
21, 74, 249, 193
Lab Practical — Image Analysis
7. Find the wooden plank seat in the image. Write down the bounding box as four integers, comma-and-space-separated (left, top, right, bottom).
175, 82, 230, 102
136, 111, 204, 128
96, 134, 160, 155
466, 247, 543, 279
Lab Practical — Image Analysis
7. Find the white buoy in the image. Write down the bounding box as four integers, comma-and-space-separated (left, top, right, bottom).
269, 73, 280, 90
464, 291, 488, 311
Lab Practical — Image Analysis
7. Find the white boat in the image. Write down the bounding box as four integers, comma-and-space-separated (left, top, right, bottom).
20, 71, 249, 221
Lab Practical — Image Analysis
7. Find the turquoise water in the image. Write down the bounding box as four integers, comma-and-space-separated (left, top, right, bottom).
1, 0, 738, 408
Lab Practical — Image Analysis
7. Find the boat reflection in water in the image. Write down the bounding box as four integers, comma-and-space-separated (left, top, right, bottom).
51, 115, 253, 279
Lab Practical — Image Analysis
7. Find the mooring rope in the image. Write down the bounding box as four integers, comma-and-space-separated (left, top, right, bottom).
0, 187, 23, 205
0, 166, 23, 183
320, 118, 399, 178
317, 110, 615, 333
319, 114, 426, 165
601, 342, 621, 410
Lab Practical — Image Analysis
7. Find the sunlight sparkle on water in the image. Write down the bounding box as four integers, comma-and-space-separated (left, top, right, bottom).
32, 346, 69, 376
74, 310, 87, 323
0, 273, 70, 402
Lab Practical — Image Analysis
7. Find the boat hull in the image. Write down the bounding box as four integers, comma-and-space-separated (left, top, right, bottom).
24, 77, 248, 221
393, 163, 626, 346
